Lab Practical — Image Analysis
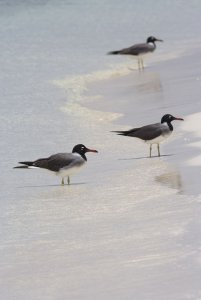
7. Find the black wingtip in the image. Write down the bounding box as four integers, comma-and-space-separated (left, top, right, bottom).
13, 165, 29, 169
111, 130, 127, 136
18, 161, 33, 166
107, 50, 120, 55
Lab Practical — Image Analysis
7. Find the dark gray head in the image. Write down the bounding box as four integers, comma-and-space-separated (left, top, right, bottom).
72, 144, 98, 160
146, 36, 163, 44
161, 114, 184, 124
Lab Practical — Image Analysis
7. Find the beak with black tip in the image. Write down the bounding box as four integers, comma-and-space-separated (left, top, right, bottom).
85, 148, 98, 153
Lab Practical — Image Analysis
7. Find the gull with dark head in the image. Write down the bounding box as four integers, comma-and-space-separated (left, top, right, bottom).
108, 36, 163, 69
112, 114, 184, 157
14, 144, 98, 185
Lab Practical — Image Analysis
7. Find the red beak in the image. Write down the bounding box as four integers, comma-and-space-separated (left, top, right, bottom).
174, 117, 184, 121
86, 148, 98, 153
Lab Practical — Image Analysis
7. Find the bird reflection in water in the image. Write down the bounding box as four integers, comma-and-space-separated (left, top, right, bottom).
155, 171, 183, 193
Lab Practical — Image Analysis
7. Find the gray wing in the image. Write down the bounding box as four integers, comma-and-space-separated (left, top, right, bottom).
119, 43, 155, 55
126, 123, 163, 141
33, 153, 81, 172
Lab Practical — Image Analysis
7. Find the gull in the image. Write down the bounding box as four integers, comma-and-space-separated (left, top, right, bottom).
112, 114, 184, 157
14, 144, 98, 185
108, 36, 163, 69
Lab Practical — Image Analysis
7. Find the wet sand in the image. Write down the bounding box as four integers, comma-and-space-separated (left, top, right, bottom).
3, 50, 201, 300
78, 49, 201, 195
29, 49, 201, 299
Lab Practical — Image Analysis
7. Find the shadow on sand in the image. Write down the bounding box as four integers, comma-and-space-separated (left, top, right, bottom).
17, 182, 87, 188
118, 154, 174, 160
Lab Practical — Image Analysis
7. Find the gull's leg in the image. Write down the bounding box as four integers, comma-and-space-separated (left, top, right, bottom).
141, 57, 144, 69
149, 144, 152, 158
138, 57, 141, 70
61, 178, 64, 185
157, 144, 160, 157
67, 176, 70, 185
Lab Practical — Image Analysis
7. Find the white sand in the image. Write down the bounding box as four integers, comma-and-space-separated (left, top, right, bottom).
31, 51, 201, 299
3, 51, 201, 300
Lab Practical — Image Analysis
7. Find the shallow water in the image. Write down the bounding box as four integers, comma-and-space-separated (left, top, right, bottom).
1, 1, 201, 299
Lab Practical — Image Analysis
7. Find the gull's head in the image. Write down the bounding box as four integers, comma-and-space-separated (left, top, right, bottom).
147, 36, 163, 43
72, 144, 98, 155
161, 114, 184, 124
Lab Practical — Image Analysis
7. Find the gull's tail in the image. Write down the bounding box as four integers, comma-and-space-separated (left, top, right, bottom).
107, 50, 121, 55
111, 130, 129, 136
13, 161, 34, 169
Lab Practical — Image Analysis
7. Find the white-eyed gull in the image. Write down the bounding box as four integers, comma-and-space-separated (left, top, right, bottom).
108, 36, 163, 69
14, 144, 98, 185
112, 114, 184, 157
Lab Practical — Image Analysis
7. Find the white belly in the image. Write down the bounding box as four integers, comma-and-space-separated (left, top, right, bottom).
145, 131, 172, 144
57, 163, 85, 178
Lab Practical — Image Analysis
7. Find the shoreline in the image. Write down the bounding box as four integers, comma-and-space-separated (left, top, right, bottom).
83, 49, 201, 125
57, 49, 201, 196
3, 2, 201, 299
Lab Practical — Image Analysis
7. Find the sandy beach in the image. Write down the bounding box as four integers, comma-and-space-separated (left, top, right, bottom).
1, 1, 201, 299
57, 47, 201, 196
36, 49, 201, 299
2, 47, 201, 300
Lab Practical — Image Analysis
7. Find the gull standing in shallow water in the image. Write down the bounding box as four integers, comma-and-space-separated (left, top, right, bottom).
112, 114, 184, 157
108, 36, 163, 69
14, 144, 98, 185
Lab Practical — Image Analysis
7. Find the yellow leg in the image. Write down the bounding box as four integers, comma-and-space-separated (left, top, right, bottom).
138, 57, 141, 70
61, 178, 64, 185
67, 176, 70, 185
141, 57, 144, 69
157, 144, 160, 157
149, 144, 152, 157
